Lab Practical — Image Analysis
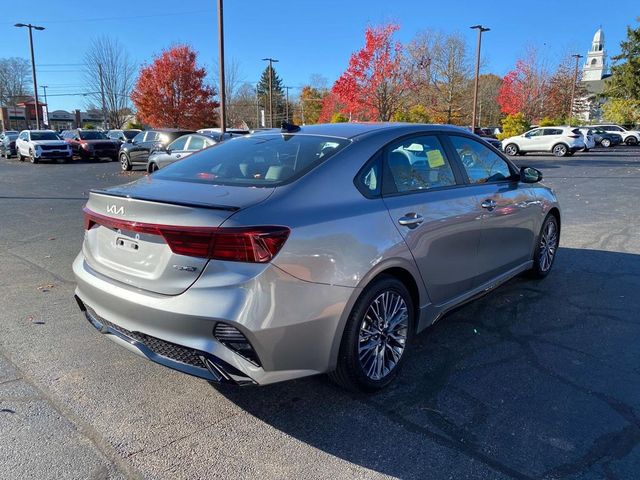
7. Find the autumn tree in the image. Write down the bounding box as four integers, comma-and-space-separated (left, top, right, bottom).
131, 45, 218, 129
497, 49, 549, 122
318, 92, 347, 123
298, 86, 328, 124
477, 74, 503, 126
332, 23, 408, 121
545, 56, 589, 121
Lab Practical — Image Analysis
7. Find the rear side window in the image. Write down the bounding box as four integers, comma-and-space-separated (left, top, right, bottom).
449, 135, 513, 184
544, 129, 563, 135
154, 134, 350, 186
383, 135, 456, 193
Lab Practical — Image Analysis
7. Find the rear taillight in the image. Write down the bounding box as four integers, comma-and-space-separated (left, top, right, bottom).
83, 208, 289, 263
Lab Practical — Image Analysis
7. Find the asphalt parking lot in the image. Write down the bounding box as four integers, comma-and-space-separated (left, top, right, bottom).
1, 147, 639, 480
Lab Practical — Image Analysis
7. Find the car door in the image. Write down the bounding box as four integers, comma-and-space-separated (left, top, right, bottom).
520, 128, 545, 152
447, 134, 539, 286
17, 131, 28, 155
129, 131, 152, 163
381, 134, 482, 305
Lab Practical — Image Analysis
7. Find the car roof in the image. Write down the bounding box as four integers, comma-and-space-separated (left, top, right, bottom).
250, 122, 475, 140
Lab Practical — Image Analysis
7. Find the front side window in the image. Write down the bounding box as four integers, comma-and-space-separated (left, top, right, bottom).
544, 128, 563, 135
154, 134, 350, 186
383, 135, 456, 193
450, 135, 513, 184
19, 132, 27, 140
145, 132, 159, 142
526, 129, 543, 137
168, 136, 188, 151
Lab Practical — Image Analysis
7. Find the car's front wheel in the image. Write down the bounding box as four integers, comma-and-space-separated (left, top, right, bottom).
120, 153, 132, 171
147, 162, 159, 173
528, 214, 559, 279
29, 149, 38, 164
330, 276, 414, 392
504, 143, 519, 156
601, 138, 611, 148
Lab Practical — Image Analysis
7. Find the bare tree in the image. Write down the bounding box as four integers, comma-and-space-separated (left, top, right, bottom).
84, 36, 136, 129
0, 57, 32, 106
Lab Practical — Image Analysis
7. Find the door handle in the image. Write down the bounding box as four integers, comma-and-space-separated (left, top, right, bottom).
398, 213, 424, 228
481, 199, 497, 210
175, 154, 181, 158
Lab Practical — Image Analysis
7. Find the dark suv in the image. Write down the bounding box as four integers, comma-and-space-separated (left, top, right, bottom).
61, 129, 119, 161
118, 129, 194, 171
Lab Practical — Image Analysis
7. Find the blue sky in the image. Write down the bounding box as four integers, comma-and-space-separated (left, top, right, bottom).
2, 0, 638, 111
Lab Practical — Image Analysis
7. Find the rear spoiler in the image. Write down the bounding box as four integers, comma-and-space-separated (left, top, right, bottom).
90, 189, 240, 212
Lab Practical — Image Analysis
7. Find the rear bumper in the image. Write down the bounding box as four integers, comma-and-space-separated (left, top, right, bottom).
73, 252, 356, 385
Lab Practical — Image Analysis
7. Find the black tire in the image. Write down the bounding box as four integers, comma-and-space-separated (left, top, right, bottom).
29, 150, 38, 164
527, 214, 559, 279
18, 151, 25, 162
552, 143, 569, 157
583, 148, 590, 152
504, 143, 519, 156
120, 153, 132, 171
329, 275, 414, 392
601, 138, 611, 148
625, 136, 638, 146
147, 162, 159, 173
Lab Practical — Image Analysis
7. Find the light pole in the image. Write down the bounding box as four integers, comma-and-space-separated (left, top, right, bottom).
569, 53, 584, 122
284, 86, 292, 122
261, 58, 278, 128
470, 24, 490, 132
217, 0, 226, 133
15, 23, 45, 129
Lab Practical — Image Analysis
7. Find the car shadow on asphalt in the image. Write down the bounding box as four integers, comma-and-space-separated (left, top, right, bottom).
212, 247, 640, 479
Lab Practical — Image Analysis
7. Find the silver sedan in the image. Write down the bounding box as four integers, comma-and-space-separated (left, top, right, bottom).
73, 123, 560, 391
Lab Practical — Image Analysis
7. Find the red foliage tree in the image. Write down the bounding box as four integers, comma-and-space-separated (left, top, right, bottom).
332, 24, 408, 121
131, 45, 219, 129
318, 92, 345, 123
497, 51, 548, 122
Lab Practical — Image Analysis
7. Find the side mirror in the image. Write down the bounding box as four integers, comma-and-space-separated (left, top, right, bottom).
520, 166, 542, 183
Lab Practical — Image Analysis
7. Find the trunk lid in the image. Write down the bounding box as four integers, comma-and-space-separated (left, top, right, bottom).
82, 177, 274, 295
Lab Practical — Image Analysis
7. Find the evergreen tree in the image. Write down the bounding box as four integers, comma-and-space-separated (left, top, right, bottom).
256, 65, 285, 127
605, 18, 640, 100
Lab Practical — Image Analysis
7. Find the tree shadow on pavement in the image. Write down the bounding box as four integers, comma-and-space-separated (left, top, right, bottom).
213, 247, 640, 479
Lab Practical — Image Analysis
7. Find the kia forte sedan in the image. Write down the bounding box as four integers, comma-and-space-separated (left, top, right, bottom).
73, 123, 560, 391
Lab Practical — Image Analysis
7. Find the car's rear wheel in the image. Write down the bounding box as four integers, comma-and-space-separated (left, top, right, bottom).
120, 153, 132, 171
18, 150, 25, 161
504, 143, 519, 156
330, 276, 414, 392
552, 143, 568, 157
625, 136, 638, 146
527, 214, 559, 279
601, 138, 611, 148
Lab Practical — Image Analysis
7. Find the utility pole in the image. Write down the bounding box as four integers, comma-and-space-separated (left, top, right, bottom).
261, 58, 278, 128
470, 25, 490, 132
255, 85, 260, 128
284, 86, 292, 122
98, 64, 108, 130
569, 54, 584, 122
15, 23, 45, 129
217, 0, 226, 133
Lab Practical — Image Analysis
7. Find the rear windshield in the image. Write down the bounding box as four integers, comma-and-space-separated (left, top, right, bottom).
79, 131, 107, 140
154, 134, 350, 186
31, 132, 60, 141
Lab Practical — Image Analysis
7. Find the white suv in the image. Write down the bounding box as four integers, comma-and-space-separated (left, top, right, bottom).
16, 130, 73, 163
588, 124, 640, 145
502, 126, 586, 157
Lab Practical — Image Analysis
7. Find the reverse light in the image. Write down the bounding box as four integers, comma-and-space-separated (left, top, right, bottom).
83, 208, 289, 263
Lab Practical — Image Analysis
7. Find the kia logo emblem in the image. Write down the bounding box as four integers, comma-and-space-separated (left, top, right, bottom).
106, 205, 124, 215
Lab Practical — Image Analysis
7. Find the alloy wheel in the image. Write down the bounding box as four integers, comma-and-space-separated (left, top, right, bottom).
505, 144, 518, 156
358, 290, 409, 381
538, 219, 558, 272
553, 144, 567, 157
601, 138, 611, 148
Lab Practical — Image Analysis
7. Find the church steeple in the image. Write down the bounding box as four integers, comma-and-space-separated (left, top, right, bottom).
583, 28, 607, 81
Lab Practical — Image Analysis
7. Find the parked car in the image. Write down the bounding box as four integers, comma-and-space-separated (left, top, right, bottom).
502, 126, 585, 157
587, 124, 639, 145
74, 123, 560, 391
0, 132, 19, 158
198, 127, 250, 138
106, 129, 141, 145
147, 133, 218, 172
578, 128, 596, 151
480, 136, 502, 150
16, 130, 72, 163
589, 127, 622, 148
118, 128, 194, 171
60, 129, 119, 161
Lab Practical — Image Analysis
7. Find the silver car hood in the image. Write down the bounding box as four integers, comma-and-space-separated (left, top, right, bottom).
92, 176, 275, 211
31, 140, 67, 147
